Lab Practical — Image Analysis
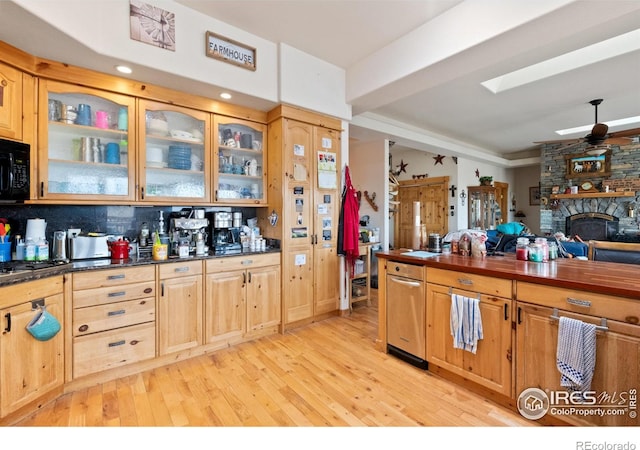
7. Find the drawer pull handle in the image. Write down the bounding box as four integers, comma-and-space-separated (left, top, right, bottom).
566, 297, 591, 308
79, 324, 89, 332
108, 291, 126, 298
108, 309, 126, 316
241, 259, 253, 265
550, 308, 608, 332
130, 340, 139, 345
389, 277, 421, 287
174, 267, 190, 273
107, 274, 125, 280
108, 340, 126, 347
4, 313, 11, 332
457, 278, 473, 285
144, 287, 153, 294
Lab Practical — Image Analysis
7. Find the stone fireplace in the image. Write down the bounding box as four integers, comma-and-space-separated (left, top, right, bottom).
565, 212, 618, 241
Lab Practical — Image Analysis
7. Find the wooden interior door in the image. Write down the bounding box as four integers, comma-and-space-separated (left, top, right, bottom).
394, 176, 449, 249
494, 181, 509, 224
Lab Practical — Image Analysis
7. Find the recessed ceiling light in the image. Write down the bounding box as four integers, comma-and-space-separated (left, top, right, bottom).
220, 92, 232, 100
556, 115, 640, 136
115, 65, 132, 74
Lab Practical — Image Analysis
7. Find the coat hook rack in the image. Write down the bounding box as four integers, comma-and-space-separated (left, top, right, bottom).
363, 191, 379, 211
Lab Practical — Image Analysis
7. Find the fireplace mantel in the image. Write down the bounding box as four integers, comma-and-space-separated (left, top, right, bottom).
550, 191, 635, 200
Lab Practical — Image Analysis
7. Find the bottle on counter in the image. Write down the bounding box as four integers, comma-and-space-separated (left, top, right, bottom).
24, 238, 36, 261
139, 222, 150, 247
36, 237, 49, 261
15, 235, 25, 260
535, 237, 549, 262
528, 242, 543, 262
548, 242, 558, 260
195, 232, 205, 256
459, 233, 471, 256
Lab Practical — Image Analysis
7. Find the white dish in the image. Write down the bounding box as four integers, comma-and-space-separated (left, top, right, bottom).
170, 129, 193, 140
147, 161, 168, 168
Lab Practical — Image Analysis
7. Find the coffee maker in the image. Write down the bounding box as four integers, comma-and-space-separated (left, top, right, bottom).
209, 211, 242, 255
168, 211, 209, 256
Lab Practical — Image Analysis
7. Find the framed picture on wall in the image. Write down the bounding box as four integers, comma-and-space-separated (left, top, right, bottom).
529, 186, 541, 205
565, 151, 611, 179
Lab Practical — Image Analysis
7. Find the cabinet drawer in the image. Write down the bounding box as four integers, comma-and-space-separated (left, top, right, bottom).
158, 260, 203, 278
516, 282, 640, 325
73, 266, 155, 290
206, 253, 280, 273
386, 261, 424, 281
73, 322, 156, 378
73, 281, 155, 308
428, 268, 512, 298
73, 297, 155, 336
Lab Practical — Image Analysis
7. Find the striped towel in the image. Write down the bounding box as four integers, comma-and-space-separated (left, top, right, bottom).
556, 316, 597, 393
450, 294, 483, 354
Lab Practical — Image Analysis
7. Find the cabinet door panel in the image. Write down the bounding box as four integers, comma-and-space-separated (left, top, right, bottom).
283, 247, 314, 324
158, 275, 203, 355
0, 62, 22, 140
426, 284, 463, 369
247, 265, 281, 331
314, 246, 339, 315
0, 294, 64, 417
205, 270, 244, 344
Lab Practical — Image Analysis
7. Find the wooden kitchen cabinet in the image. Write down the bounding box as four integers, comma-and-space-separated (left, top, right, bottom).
213, 115, 267, 204
0, 61, 24, 141
0, 277, 64, 419
37, 79, 136, 201
71, 266, 156, 379
467, 184, 508, 230
516, 282, 640, 426
138, 99, 211, 203
204, 253, 280, 348
262, 106, 342, 329
157, 260, 203, 355
426, 269, 513, 397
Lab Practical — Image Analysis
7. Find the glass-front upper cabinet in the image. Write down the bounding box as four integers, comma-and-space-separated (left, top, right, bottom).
38, 80, 136, 200
214, 116, 266, 205
138, 100, 210, 203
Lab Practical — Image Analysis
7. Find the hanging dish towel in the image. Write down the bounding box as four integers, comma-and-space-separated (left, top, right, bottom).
450, 293, 483, 354
556, 316, 597, 393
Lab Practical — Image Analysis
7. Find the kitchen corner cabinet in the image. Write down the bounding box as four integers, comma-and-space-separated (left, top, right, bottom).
213, 116, 267, 204
516, 282, 640, 426
0, 61, 24, 141
138, 100, 211, 203
157, 260, 203, 355
263, 109, 341, 329
37, 79, 136, 200
426, 269, 513, 397
0, 277, 64, 419
204, 253, 280, 347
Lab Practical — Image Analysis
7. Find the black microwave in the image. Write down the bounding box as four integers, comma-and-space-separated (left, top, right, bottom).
0, 138, 30, 202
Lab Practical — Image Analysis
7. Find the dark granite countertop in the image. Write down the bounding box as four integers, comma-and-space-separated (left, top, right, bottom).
0, 248, 281, 287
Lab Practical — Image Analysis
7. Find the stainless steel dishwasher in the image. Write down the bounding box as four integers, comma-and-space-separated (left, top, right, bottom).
386, 261, 427, 368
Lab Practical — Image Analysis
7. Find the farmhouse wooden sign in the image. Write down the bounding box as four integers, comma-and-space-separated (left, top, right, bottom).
205, 31, 256, 71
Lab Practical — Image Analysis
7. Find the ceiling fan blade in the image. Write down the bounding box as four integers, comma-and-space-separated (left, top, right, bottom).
608, 127, 640, 138
604, 137, 633, 146
590, 123, 608, 138
534, 138, 581, 145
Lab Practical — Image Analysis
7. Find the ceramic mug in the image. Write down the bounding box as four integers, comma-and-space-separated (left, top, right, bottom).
76, 104, 91, 126
95, 110, 109, 129
105, 142, 120, 164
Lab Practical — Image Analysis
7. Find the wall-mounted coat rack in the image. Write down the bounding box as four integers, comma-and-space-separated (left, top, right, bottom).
363, 191, 378, 211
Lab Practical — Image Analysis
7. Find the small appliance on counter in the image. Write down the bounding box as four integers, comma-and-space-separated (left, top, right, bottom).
208, 211, 242, 255
168, 209, 209, 256
68, 232, 112, 259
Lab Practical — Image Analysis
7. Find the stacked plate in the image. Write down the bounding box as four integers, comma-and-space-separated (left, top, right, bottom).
168, 145, 192, 170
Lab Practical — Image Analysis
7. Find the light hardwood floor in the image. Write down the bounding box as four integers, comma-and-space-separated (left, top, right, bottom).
15, 293, 534, 427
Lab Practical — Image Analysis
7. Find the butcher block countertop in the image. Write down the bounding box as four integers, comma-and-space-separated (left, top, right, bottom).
377, 250, 640, 301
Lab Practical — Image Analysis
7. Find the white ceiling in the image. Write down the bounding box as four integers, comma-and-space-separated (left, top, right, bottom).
1, 0, 639, 164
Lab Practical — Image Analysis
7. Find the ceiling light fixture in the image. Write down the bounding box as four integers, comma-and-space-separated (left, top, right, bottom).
556, 115, 640, 136
115, 65, 132, 74
220, 92, 232, 100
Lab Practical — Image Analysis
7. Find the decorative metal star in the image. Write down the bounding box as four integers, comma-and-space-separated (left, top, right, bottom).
475, 169, 480, 178
399, 159, 408, 173
433, 154, 445, 165
452, 156, 458, 164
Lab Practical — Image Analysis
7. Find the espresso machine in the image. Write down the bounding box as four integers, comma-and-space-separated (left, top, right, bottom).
168, 211, 209, 256
209, 211, 242, 255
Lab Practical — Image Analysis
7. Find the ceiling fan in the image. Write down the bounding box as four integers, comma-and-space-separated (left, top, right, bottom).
535, 99, 640, 154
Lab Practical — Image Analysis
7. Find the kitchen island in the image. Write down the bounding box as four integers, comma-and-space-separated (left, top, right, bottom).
377, 250, 639, 426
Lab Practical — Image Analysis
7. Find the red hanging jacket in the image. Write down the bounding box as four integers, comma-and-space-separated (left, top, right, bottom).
338, 165, 360, 277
